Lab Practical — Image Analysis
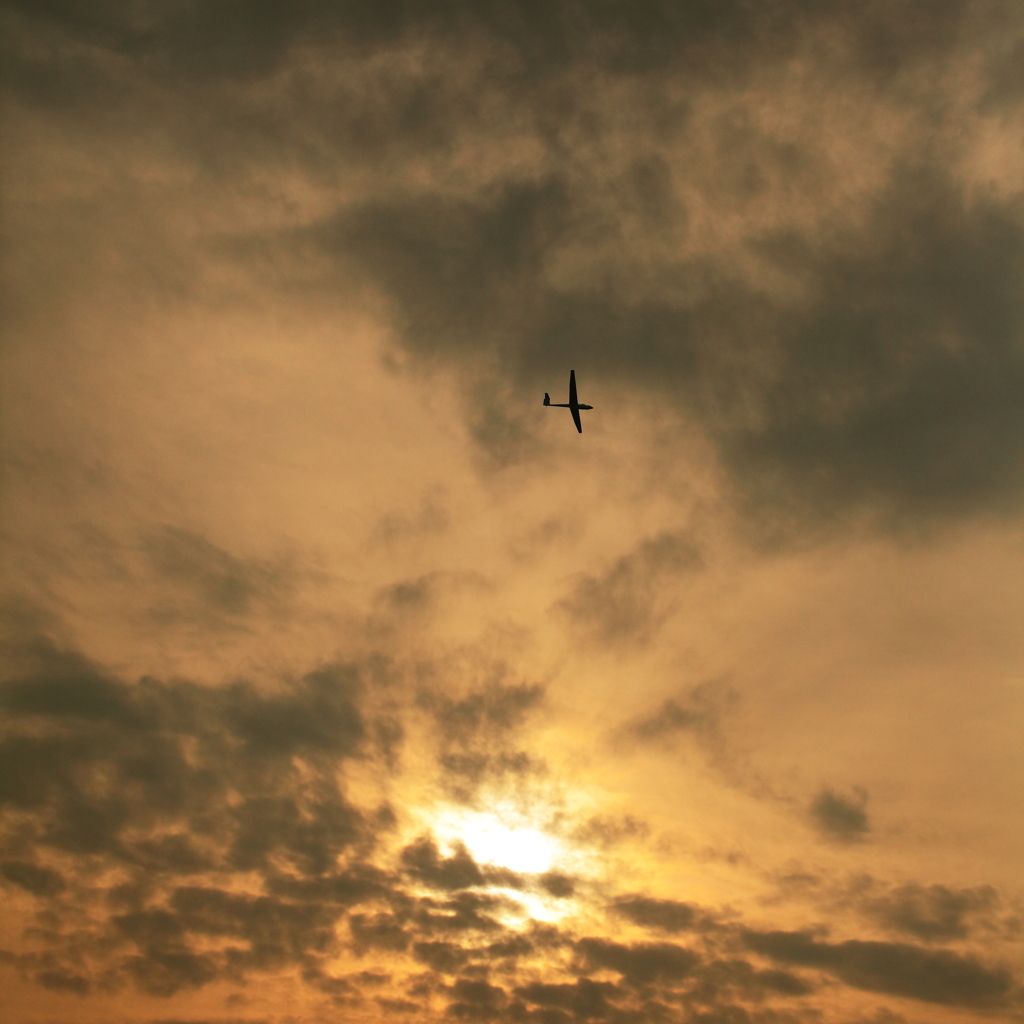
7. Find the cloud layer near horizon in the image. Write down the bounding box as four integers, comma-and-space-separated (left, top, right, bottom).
1, 625, 1019, 1022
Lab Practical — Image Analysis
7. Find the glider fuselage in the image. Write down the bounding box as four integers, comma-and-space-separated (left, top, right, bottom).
544, 370, 592, 433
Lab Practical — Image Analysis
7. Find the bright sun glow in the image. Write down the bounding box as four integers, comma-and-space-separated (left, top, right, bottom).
435, 809, 561, 875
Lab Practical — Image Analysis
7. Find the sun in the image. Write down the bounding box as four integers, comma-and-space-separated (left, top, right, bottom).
434, 808, 561, 875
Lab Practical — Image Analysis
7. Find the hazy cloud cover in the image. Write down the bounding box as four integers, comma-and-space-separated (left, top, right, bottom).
2, 1, 1023, 1022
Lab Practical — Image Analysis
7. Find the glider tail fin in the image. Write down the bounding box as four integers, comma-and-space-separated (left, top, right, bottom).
543, 393, 550, 406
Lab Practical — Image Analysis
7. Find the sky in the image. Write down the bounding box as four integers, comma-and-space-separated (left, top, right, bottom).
1, 2, 1023, 1023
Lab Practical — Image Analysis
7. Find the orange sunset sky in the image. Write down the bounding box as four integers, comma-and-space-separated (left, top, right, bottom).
1, 3, 1023, 1023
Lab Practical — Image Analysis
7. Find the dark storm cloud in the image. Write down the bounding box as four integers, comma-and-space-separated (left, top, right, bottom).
9, 0, 983, 178
754, 969, 813, 996
0, 639, 374, 787
378, 574, 445, 614
374, 496, 451, 546
0, 630, 554, 1003
264, 863, 390, 905
36, 968, 92, 995
485, 933, 535, 959
124, 949, 219, 998
743, 930, 1014, 1008
169, 885, 342, 961
2, 0, 371, 86
0, 635, 141, 726
769, 874, 1017, 955
810, 788, 870, 843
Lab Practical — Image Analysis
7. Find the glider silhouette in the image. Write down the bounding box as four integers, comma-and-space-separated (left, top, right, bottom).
544, 370, 593, 433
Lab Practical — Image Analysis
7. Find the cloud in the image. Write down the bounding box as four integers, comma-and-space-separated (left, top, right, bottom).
3, 6, 1024, 1022
0, 627, 401, 998
0, 621, 576, 1006
142, 526, 299, 625
401, 836, 486, 891
610, 895, 698, 933
337, 154, 1024, 534
418, 891, 514, 934
11, 633, 990, 1019
723, 166, 1024, 537
571, 813, 649, 848
515, 977, 617, 1019
421, 680, 545, 742
350, 912, 410, 954
559, 532, 703, 646
412, 940, 470, 974
539, 872, 575, 898
416, 674, 548, 800
743, 930, 1014, 1008
769, 874, 1017, 958
622, 681, 731, 746
615, 681, 767, 797
8, 0, 1024, 535
37, 968, 91, 994
682, 958, 817, 1006
374, 494, 451, 546
574, 937, 701, 987
376, 996, 422, 1014
0, 0, 893, 101
447, 977, 509, 1017
1, 860, 66, 896
148, 1019, 272, 1024
1, 637, 142, 726
810, 788, 870, 843
0, 651, 374, 865
845, 880, 1002, 942
270, 11, 1024, 534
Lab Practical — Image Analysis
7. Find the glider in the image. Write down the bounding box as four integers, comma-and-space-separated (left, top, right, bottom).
544, 370, 593, 433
